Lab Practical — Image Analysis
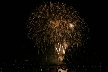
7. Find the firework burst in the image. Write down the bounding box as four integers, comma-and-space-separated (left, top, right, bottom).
26, 2, 89, 64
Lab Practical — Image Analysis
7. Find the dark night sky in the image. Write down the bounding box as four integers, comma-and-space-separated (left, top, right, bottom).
1, 0, 107, 64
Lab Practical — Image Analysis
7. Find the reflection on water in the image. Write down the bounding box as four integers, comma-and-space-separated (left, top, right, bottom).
0, 61, 108, 72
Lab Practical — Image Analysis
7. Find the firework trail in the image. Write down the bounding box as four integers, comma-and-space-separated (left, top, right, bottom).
26, 2, 89, 64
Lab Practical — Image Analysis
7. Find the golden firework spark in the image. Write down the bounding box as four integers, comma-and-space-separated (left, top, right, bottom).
26, 2, 89, 63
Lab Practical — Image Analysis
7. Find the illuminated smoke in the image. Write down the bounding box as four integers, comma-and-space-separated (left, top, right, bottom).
26, 2, 89, 63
